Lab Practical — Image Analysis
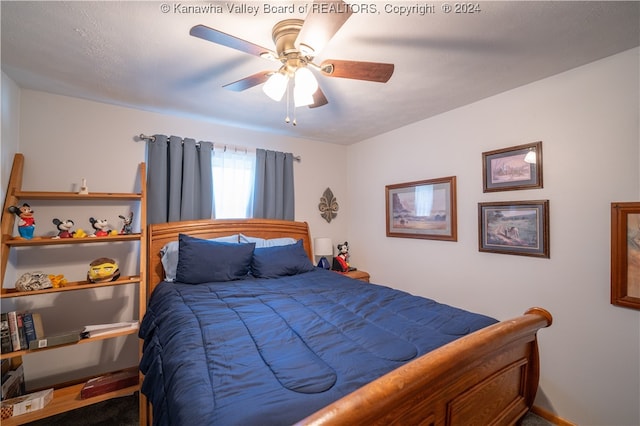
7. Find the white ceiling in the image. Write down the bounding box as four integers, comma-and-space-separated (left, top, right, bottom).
2, 1, 638, 145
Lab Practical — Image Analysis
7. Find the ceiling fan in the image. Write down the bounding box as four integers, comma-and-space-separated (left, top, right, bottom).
189, 0, 394, 115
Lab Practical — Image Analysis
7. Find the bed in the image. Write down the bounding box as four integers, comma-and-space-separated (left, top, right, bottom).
139, 218, 552, 425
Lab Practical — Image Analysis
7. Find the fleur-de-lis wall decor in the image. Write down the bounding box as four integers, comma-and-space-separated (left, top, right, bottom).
319, 187, 339, 223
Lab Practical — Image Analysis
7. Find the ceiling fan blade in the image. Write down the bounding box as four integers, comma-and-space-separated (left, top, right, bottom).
308, 87, 328, 108
223, 71, 272, 92
295, 0, 353, 55
190, 24, 277, 60
320, 59, 394, 83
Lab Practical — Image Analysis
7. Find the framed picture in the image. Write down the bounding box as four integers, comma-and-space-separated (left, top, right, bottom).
386, 176, 457, 241
478, 200, 549, 258
611, 202, 640, 310
482, 141, 543, 192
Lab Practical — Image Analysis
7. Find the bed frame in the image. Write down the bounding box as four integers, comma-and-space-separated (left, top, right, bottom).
143, 218, 552, 426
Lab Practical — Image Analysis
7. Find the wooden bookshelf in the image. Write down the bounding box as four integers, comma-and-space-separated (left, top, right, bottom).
0, 153, 147, 424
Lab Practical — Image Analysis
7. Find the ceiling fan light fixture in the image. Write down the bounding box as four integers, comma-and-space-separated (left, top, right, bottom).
263, 71, 289, 101
294, 66, 318, 95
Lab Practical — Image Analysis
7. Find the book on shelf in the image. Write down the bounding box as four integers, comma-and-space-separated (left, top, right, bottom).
28, 330, 81, 350
80, 321, 138, 339
6, 312, 21, 351
22, 312, 45, 346
1, 388, 53, 420
15, 314, 28, 350
0, 314, 11, 353
80, 367, 139, 399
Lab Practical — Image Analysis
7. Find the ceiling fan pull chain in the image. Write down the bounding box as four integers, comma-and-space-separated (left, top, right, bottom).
285, 80, 291, 124
292, 91, 297, 126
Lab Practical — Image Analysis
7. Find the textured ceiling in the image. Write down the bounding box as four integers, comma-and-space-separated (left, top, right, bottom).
2, 1, 639, 144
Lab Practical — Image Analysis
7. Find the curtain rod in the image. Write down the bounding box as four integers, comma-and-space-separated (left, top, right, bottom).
138, 134, 301, 162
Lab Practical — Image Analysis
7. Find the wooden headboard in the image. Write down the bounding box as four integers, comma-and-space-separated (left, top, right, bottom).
147, 218, 313, 295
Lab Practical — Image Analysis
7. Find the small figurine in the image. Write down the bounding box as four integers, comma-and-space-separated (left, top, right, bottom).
73, 228, 88, 238
52, 218, 75, 239
48, 274, 68, 288
8, 203, 36, 239
87, 257, 120, 283
119, 212, 134, 235
89, 217, 112, 237
332, 241, 354, 272
78, 178, 89, 195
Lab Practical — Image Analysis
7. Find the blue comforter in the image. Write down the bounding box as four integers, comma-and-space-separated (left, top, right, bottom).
139, 268, 496, 425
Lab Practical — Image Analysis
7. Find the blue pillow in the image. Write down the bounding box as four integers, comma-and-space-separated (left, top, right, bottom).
251, 239, 315, 278
160, 234, 238, 281
176, 234, 255, 284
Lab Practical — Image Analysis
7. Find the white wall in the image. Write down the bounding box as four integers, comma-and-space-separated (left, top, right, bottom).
1, 88, 350, 388
346, 48, 640, 425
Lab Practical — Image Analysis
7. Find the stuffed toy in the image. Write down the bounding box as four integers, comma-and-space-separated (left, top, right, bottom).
8, 203, 36, 239
332, 241, 351, 272
87, 257, 120, 283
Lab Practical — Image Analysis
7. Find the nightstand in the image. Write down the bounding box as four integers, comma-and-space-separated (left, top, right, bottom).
341, 270, 370, 283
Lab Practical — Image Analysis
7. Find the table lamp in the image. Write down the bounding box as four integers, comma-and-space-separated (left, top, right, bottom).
314, 238, 333, 269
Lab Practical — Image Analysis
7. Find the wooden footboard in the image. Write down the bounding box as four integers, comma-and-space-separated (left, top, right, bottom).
297, 307, 552, 426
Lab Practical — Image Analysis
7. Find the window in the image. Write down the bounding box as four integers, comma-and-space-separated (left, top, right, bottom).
211, 148, 255, 219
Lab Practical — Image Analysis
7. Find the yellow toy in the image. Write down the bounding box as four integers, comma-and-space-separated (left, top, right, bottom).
73, 228, 88, 238
48, 274, 68, 288
87, 257, 120, 283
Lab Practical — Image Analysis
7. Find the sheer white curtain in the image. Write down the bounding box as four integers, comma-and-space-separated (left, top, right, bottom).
212, 148, 256, 219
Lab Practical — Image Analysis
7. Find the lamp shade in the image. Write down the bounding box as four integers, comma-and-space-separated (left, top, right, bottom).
263, 72, 289, 101
293, 67, 318, 107
314, 238, 333, 257
295, 67, 318, 94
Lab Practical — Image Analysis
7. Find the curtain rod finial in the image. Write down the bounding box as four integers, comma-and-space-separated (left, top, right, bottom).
138, 134, 156, 142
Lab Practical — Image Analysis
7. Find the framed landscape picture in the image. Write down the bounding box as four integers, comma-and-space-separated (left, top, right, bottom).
385, 176, 457, 241
611, 202, 640, 310
478, 200, 549, 258
482, 141, 543, 192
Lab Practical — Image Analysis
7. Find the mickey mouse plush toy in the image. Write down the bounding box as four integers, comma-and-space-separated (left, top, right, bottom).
8, 203, 36, 239
332, 241, 354, 272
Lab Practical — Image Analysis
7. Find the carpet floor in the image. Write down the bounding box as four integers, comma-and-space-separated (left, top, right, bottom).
25, 393, 553, 425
